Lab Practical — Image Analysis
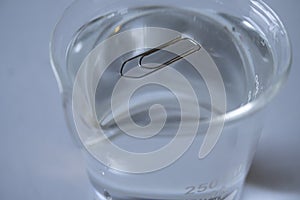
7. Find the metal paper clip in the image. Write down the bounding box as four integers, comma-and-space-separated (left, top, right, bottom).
120, 37, 201, 78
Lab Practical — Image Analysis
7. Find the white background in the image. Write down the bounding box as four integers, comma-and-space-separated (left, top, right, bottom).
0, 0, 299, 199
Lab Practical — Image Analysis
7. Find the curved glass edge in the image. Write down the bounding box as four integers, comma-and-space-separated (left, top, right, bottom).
49, 0, 292, 125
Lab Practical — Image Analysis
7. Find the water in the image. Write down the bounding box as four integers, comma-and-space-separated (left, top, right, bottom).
67, 7, 273, 200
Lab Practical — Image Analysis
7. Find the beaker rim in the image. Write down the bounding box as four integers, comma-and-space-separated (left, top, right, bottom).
49, 0, 292, 124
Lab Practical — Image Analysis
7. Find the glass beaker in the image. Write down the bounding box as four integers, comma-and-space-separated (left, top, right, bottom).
50, 0, 291, 200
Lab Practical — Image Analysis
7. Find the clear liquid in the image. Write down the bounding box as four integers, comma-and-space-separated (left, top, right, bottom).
67, 7, 273, 200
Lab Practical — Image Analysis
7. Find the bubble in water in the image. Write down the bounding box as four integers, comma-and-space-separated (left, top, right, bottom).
104, 191, 112, 200
260, 39, 266, 46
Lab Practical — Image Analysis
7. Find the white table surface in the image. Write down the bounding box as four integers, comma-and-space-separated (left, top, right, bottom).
0, 0, 299, 199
